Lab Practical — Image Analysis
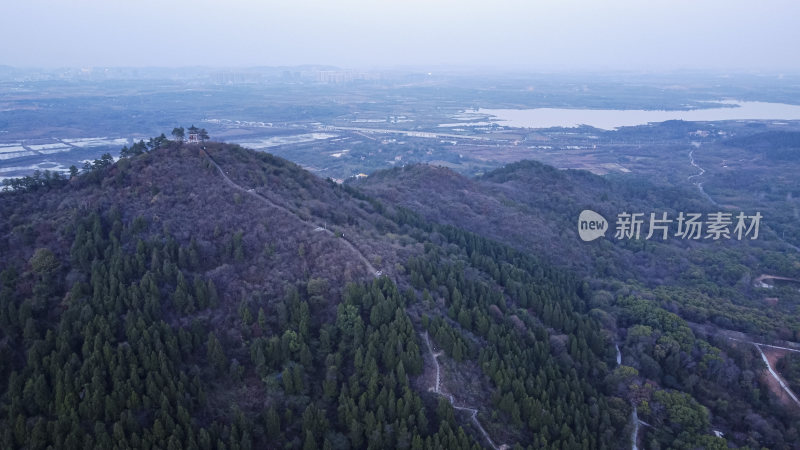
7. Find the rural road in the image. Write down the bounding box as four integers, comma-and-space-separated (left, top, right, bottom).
718, 335, 800, 408
749, 343, 800, 408
319, 125, 496, 142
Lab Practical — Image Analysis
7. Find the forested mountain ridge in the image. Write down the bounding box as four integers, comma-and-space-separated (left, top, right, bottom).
0, 142, 628, 449
358, 161, 800, 337
1, 141, 798, 449
1, 143, 394, 301
359, 161, 800, 448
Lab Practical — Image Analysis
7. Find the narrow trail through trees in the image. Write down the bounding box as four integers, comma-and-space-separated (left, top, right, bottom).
202, 148, 379, 276
422, 332, 507, 450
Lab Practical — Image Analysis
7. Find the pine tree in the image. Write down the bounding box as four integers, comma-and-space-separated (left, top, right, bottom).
207, 333, 227, 375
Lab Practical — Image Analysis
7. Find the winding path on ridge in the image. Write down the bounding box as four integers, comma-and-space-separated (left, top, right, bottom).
422, 332, 508, 450
202, 147, 379, 277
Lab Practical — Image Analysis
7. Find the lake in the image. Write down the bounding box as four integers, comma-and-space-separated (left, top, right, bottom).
478, 100, 800, 130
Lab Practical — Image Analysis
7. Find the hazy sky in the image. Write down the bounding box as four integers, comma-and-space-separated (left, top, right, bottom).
2, 0, 799, 71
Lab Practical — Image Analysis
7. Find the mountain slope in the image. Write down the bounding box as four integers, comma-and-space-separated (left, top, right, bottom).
0, 142, 627, 450
357, 161, 800, 334
358, 160, 800, 448
357, 160, 704, 279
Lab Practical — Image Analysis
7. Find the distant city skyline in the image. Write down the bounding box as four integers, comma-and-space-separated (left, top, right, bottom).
2, 0, 799, 72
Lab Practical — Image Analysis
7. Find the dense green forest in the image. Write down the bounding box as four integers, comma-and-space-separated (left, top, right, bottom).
0, 208, 487, 449
0, 143, 626, 449
2, 140, 800, 449
777, 354, 800, 396
360, 160, 800, 341
725, 131, 800, 161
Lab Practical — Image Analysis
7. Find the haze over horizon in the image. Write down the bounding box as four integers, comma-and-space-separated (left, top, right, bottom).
2, 0, 799, 72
